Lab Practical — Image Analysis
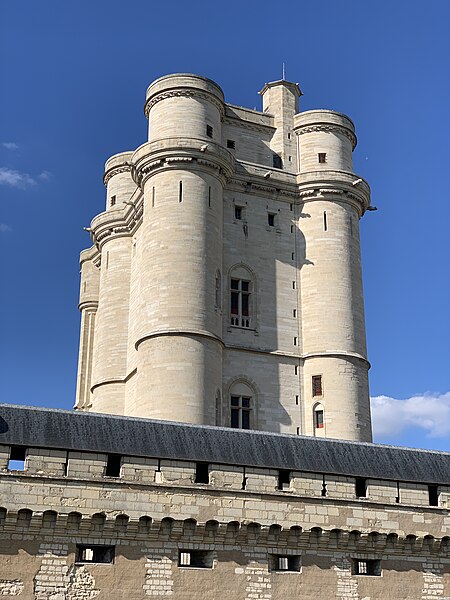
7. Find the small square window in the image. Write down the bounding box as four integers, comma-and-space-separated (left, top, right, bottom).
76, 545, 115, 564
270, 554, 300, 572
206, 125, 213, 138
179, 550, 213, 568
318, 153, 327, 163
268, 213, 276, 227
110, 195, 116, 206
312, 375, 322, 397
352, 559, 381, 576
227, 139, 236, 149
234, 206, 243, 220
278, 469, 291, 491
8, 446, 26, 471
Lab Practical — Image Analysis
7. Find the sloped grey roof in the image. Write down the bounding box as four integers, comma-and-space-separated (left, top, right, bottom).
0, 404, 449, 485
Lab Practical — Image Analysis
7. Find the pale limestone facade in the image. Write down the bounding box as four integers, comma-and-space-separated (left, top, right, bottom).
76, 73, 372, 442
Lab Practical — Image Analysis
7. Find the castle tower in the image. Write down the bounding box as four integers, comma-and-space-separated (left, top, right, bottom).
75, 73, 372, 442
294, 110, 372, 441
130, 75, 234, 423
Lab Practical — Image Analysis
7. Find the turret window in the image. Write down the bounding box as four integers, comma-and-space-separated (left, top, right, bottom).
312, 375, 323, 397
206, 125, 213, 138
314, 405, 324, 429
234, 206, 243, 220
318, 153, 327, 163
227, 139, 236, 149
230, 395, 251, 429
230, 278, 251, 328
110, 195, 116, 207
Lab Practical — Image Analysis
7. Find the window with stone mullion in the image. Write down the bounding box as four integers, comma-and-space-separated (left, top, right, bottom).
230, 279, 250, 327
231, 395, 251, 429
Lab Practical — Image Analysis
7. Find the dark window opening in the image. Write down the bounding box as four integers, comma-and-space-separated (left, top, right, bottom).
318, 153, 327, 163
227, 139, 236, 149
206, 125, 213, 138
272, 154, 282, 169
152, 187, 155, 207
314, 409, 324, 429
278, 469, 291, 491
231, 395, 251, 429
105, 454, 122, 478
428, 485, 439, 507
179, 180, 183, 202
287, 133, 291, 140
268, 213, 275, 227
270, 554, 300, 572
234, 206, 243, 220
323, 211, 328, 231
288, 156, 292, 162
208, 186, 211, 208
321, 475, 327, 497
312, 375, 322, 397
295, 395, 299, 406
195, 463, 209, 484
76, 545, 114, 564
230, 278, 251, 328
353, 559, 381, 576
355, 477, 367, 498
110, 195, 116, 207
8, 446, 26, 471
179, 550, 213, 568
396, 481, 400, 503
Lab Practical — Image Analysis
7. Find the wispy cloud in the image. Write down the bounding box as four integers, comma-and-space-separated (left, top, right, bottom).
0, 223, 12, 233
0, 167, 52, 190
371, 392, 450, 439
2, 142, 19, 151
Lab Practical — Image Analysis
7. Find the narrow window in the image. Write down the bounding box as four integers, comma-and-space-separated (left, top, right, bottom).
272, 154, 282, 169
195, 463, 209, 484
215, 270, 221, 309
349, 216, 353, 235
179, 550, 213, 568
296, 427, 300, 435
270, 554, 300, 572
290, 225, 294, 233
230, 278, 251, 328
352, 559, 381, 576
291, 252, 295, 260
428, 485, 439, 507
287, 133, 291, 140
268, 213, 275, 227
318, 153, 327, 163
294, 365, 298, 375
76, 545, 115, 564
321, 475, 327, 497
110, 195, 116, 207
293, 337, 297, 346
278, 469, 291, 491
227, 139, 236, 149
290, 203, 293, 211
179, 180, 183, 202
152, 186, 155, 207
314, 407, 324, 429
312, 375, 322, 397
206, 125, 213, 138
293, 309, 297, 318
230, 395, 251, 429
208, 186, 211, 208
8, 446, 26, 471
105, 454, 122, 478
288, 156, 292, 162
396, 481, 400, 504
234, 206, 243, 220
355, 477, 367, 498
292, 281, 296, 289
323, 211, 328, 231
295, 395, 299, 406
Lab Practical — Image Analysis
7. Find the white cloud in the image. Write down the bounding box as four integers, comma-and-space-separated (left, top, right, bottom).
371, 392, 450, 439
2, 142, 19, 151
0, 167, 51, 189
0, 223, 11, 233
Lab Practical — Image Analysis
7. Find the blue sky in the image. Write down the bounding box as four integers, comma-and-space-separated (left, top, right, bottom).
0, 1, 449, 451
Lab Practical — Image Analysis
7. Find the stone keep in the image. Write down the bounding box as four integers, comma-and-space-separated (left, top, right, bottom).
76, 73, 372, 442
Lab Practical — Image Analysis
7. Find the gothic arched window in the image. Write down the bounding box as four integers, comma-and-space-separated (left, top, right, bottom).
313, 403, 324, 430
229, 380, 256, 429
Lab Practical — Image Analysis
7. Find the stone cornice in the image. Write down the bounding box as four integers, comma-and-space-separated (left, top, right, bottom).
144, 88, 225, 119
103, 164, 132, 186
223, 115, 275, 134
297, 124, 357, 149
89, 193, 144, 250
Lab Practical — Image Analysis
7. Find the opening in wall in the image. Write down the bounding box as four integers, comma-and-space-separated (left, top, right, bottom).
110, 195, 116, 207
428, 484, 439, 506
179, 180, 183, 202
76, 545, 115, 564
314, 405, 324, 429
105, 454, 122, 478
231, 394, 251, 429
195, 463, 209, 484
206, 125, 213, 138
355, 477, 367, 498
270, 554, 301, 572
234, 206, 243, 220
278, 469, 291, 491
352, 559, 381, 576
318, 153, 327, 163
179, 550, 213, 568
8, 446, 26, 471
227, 139, 236, 149
230, 278, 251, 328
312, 375, 322, 397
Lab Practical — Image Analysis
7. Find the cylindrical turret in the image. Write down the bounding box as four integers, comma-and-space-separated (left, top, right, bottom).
75, 248, 100, 410
129, 74, 233, 423
103, 152, 136, 211
294, 110, 372, 442
88, 156, 136, 415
